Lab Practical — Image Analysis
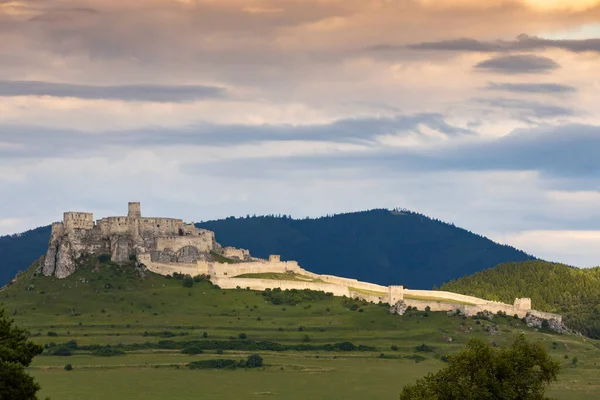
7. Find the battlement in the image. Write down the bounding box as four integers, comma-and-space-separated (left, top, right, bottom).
514, 298, 532, 311
269, 255, 281, 263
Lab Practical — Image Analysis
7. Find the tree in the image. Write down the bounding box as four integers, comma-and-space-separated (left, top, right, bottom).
0, 308, 44, 399
399, 334, 560, 400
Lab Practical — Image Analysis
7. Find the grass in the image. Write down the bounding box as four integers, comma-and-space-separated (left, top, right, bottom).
3, 258, 600, 399
210, 251, 240, 264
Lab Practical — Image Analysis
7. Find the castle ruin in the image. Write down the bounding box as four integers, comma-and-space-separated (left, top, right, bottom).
43, 202, 562, 323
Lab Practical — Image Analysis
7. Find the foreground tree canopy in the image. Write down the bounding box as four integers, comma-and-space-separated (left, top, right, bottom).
0, 308, 44, 400
399, 334, 560, 400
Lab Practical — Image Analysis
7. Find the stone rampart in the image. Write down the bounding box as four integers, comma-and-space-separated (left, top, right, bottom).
529, 310, 563, 322
348, 291, 386, 303
319, 275, 387, 293
155, 235, 213, 253
403, 289, 489, 305
64, 212, 94, 231
222, 247, 250, 261
212, 277, 350, 297
212, 260, 304, 278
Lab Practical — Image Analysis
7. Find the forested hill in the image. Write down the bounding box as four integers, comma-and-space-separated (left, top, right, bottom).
0, 209, 533, 289
197, 209, 533, 288
0, 225, 51, 286
441, 261, 600, 339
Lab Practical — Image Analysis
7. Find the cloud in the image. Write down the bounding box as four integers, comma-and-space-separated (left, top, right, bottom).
486, 82, 576, 94
474, 97, 575, 120
0, 113, 472, 159
0, 81, 227, 102
474, 55, 560, 74
407, 34, 600, 53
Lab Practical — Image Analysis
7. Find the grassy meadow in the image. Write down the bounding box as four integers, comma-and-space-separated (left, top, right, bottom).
2, 258, 600, 399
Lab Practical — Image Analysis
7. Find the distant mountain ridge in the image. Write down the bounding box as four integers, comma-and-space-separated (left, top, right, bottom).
0, 209, 533, 288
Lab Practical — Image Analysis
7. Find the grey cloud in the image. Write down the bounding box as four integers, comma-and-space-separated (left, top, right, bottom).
0, 81, 227, 102
0, 113, 472, 159
474, 55, 559, 74
406, 34, 600, 53
486, 82, 576, 94
474, 97, 575, 120
193, 124, 600, 184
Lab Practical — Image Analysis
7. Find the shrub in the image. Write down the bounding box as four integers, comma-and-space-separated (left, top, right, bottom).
188, 359, 238, 370
182, 276, 194, 288
425, 306, 431, 312
416, 344, 433, 353
91, 347, 125, 357
202, 332, 208, 338
51, 346, 72, 356
391, 345, 399, 351
64, 364, 73, 371
47, 331, 58, 337
182, 345, 204, 355
245, 354, 264, 368
239, 333, 247, 340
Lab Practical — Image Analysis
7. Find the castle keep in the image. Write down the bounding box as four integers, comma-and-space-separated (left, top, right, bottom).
43, 203, 562, 323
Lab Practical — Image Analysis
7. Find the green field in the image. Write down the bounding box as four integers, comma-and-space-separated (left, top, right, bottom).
3, 259, 600, 399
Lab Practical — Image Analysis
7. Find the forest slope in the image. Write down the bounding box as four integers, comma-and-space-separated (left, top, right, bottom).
441, 261, 600, 339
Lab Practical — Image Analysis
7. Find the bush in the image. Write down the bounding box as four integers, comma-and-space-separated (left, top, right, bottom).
64, 364, 73, 371
415, 343, 433, 353
425, 306, 431, 312
91, 347, 125, 357
51, 346, 72, 356
246, 354, 264, 368
239, 333, 247, 340
47, 331, 58, 337
202, 332, 208, 338
182, 345, 204, 355
391, 345, 399, 351
188, 359, 238, 370
182, 276, 194, 288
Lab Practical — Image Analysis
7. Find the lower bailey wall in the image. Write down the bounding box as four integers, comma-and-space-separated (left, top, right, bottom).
212, 277, 351, 297
403, 289, 489, 305
320, 275, 387, 293
137, 254, 560, 322
404, 299, 562, 321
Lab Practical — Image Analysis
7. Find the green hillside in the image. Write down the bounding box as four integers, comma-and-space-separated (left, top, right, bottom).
2, 257, 600, 399
0, 209, 533, 289
441, 261, 600, 339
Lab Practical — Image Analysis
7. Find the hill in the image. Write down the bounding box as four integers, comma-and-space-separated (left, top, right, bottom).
0, 225, 51, 286
2, 257, 600, 400
197, 209, 533, 288
0, 209, 533, 289
441, 261, 600, 339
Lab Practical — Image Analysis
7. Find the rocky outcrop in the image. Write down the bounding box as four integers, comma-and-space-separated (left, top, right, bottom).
525, 313, 567, 334
390, 301, 408, 316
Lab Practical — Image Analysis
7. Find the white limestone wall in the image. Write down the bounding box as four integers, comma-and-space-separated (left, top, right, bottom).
403, 289, 489, 305
319, 275, 387, 293
348, 291, 386, 303
211, 260, 304, 278
212, 277, 351, 297
529, 310, 563, 322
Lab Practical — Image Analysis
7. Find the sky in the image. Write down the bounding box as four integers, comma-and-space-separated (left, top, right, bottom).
0, 0, 600, 268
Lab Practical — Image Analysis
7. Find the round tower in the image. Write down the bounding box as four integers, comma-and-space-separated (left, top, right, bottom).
128, 202, 141, 218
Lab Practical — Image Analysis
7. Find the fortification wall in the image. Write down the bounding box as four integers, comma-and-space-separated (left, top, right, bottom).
213, 260, 303, 278
403, 289, 489, 305
64, 212, 94, 231
155, 235, 213, 253
212, 277, 350, 297
222, 247, 250, 260
529, 310, 563, 322
139, 254, 204, 276
319, 275, 387, 293
348, 291, 386, 303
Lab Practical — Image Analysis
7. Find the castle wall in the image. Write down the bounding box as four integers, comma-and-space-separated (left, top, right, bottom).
319, 275, 387, 293
403, 289, 489, 305
64, 212, 94, 231
348, 291, 386, 303
222, 247, 250, 261
155, 234, 213, 253
529, 310, 563, 323
211, 277, 351, 297
212, 260, 304, 278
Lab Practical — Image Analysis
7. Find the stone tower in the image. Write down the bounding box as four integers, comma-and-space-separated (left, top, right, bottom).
128, 202, 141, 218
